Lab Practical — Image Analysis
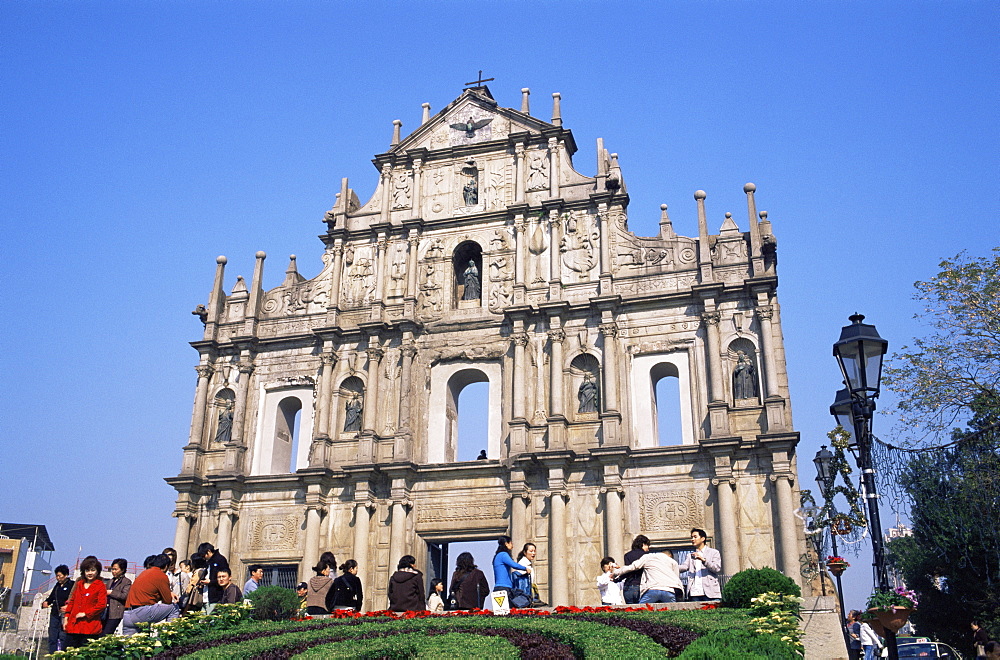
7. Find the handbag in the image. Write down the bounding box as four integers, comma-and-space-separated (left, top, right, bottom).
509, 588, 531, 609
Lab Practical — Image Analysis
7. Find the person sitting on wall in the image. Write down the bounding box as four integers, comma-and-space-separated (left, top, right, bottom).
492, 536, 531, 597
678, 528, 722, 601
122, 554, 178, 636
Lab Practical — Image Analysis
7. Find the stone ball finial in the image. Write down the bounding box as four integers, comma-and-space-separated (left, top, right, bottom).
216, 255, 227, 264
725, 212, 732, 218
552, 92, 561, 98
421, 103, 430, 109
290, 254, 297, 260
660, 204, 668, 211
694, 190, 707, 200
759, 211, 768, 220
256, 251, 267, 259
744, 182, 756, 193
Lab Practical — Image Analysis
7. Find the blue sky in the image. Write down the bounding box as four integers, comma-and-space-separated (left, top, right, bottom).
2, 2, 998, 610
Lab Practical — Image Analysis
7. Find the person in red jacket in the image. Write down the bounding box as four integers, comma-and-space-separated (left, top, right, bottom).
63, 556, 108, 648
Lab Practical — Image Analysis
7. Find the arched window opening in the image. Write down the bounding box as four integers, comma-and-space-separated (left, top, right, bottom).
340, 376, 365, 435
728, 338, 761, 405
651, 363, 682, 446
570, 353, 601, 418
273, 396, 303, 473
212, 388, 236, 444
453, 241, 483, 306
447, 369, 489, 462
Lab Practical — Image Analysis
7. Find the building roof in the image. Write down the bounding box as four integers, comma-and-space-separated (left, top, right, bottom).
0, 523, 54, 552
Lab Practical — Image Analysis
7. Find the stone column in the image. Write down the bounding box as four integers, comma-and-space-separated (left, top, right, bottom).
410, 159, 422, 219
548, 490, 568, 605
352, 501, 373, 607
302, 504, 323, 575
224, 362, 254, 472
362, 344, 384, 436
547, 137, 559, 198
172, 513, 194, 559
702, 310, 725, 402
330, 242, 344, 311
772, 474, 801, 585
514, 143, 526, 203
512, 332, 529, 420
379, 164, 392, 224
513, 217, 526, 286
216, 510, 235, 558
398, 343, 417, 434
597, 203, 612, 293
189, 365, 214, 448
603, 488, 624, 563
756, 305, 780, 399
374, 236, 388, 306
314, 352, 337, 439
510, 492, 528, 541
548, 328, 565, 417
713, 478, 739, 576
599, 323, 619, 413
388, 500, 408, 566
405, 236, 419, 299
548, 210, 562, 286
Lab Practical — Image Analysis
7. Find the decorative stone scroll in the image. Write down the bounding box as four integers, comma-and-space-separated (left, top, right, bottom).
417, 501, 506, 524
640, 491, 704, 532
248, 513, 300, 551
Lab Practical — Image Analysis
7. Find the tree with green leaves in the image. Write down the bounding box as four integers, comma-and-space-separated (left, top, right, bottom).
883, 248, 1000, 445
882, 248, 1000, 653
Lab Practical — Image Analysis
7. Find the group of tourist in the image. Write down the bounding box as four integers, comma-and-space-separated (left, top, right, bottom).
39, 528, 723, 652
844, 613, 1000, 660
595, 529, 722, 606
39, 542, 252, 652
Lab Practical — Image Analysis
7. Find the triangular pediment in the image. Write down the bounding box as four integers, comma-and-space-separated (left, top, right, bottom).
390, 87, 555, 154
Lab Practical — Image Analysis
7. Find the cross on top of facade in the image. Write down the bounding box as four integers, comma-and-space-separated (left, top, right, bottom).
464, 70, 494, 87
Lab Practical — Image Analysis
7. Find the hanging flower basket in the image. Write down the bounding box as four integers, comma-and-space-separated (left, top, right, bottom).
826, 558, 849, 577
860, 611, 885, 638
868, 606, 913, 633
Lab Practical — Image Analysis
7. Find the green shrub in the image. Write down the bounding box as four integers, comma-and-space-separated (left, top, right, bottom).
677, 629, 800, 659
246, 585, 301, 621
721, 567, 801, 609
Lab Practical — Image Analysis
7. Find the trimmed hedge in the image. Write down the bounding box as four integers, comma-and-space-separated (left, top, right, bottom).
676, 628, 801, 659
293, 631, 521, 659
176, 616, 670, 659
720, 567, 801, 609
246, 586, 302, 622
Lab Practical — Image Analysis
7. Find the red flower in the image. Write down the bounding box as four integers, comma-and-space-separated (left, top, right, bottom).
700, 603, 718, 610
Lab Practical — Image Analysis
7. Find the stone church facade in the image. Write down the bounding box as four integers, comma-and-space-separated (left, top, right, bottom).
167, 85, 807, 608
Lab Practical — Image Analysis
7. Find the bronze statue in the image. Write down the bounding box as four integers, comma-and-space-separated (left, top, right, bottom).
214, 400, 234, 443
462, 260, 480, 300
733, 351, 758, 399
344, 394, 363, 432
578, 373, 599, 413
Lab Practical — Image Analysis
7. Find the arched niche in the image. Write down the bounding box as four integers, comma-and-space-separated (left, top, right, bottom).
250, 385, 314, 476
338, 375, 365, 435
427, 362, 502, 463
629, 352, 695, 447
452, 241, 483, 306
728, 337, 762, 405
569, 353, 601, 419
211, 388, 235, 444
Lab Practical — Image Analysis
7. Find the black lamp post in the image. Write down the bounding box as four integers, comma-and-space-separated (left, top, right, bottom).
814, 444, 850, 653
831, 314, 896, 660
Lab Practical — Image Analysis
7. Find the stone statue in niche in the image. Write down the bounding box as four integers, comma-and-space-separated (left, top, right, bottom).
462, 261, 481, 300
461, 160, 479, 206
214, 399, 234, 443
733, 351, 759, 400
389, 243, 407, 296
344, 394, 364, 432
578, 373, 599, 413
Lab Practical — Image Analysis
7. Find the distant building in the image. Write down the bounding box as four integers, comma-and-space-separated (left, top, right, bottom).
0, 523, 55, 610
885, 523, 913, 590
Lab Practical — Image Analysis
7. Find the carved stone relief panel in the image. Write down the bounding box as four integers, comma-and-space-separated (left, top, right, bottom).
248, 513, 300, 552
424, 167, 451, 218
526, 147, 549, 192
391, 170, 412, 210
415, 499, 506, 527
640, 490, 704, 533
341, 245, 376, 307
559, 210, 599, 280
388, 242, 407, 297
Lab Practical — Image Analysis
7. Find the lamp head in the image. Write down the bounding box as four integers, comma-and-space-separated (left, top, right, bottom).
814, 445, 835, 497
833, 314, 887, 401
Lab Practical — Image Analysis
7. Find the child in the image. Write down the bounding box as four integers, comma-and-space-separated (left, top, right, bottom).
596, 556, 625, 606
427, 578, 445, 613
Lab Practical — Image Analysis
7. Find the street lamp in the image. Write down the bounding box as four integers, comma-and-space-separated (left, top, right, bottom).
831, 314, 897, 660
813, 444, 849, 653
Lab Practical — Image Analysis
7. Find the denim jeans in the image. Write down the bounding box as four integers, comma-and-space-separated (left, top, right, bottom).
863, 645, 878, 660
639, 589, 676, 604
623, 584, 641, 604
